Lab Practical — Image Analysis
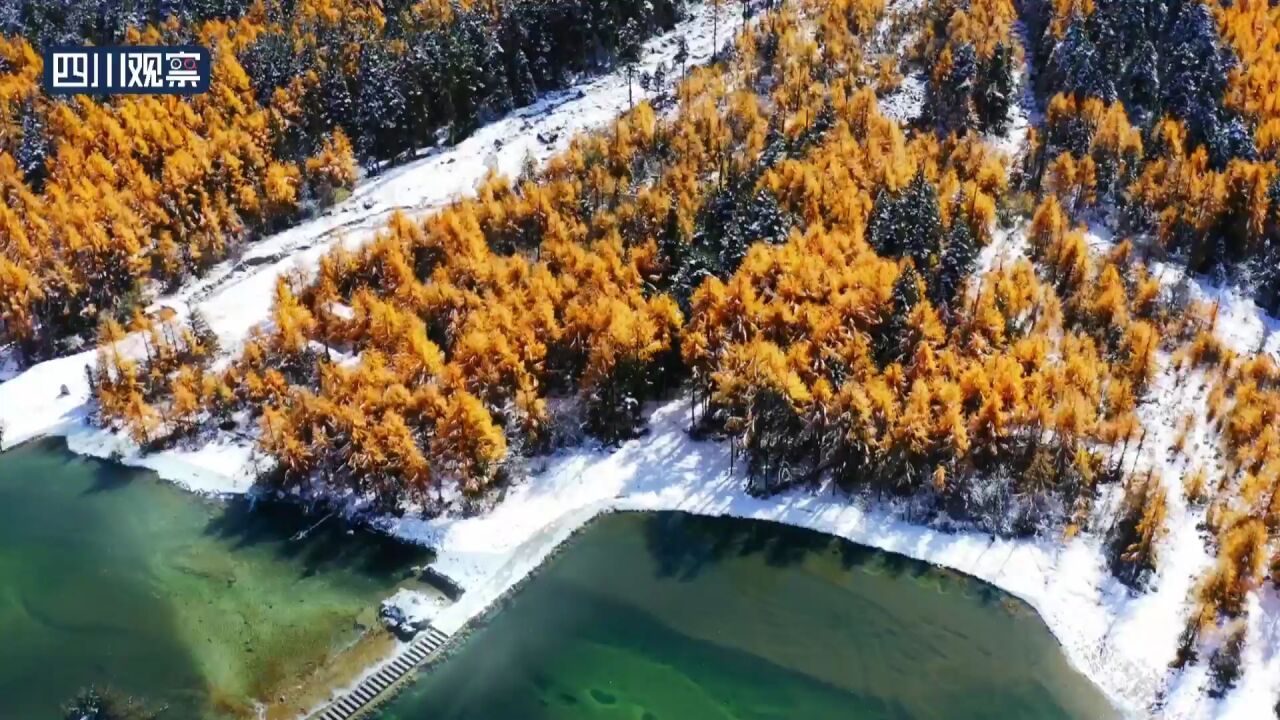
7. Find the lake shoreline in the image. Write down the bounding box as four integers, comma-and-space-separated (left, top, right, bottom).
2, 418, 1136, 720
373, 510, 1118, 720
294, 399, 1143, 720
0, 439, 440, 720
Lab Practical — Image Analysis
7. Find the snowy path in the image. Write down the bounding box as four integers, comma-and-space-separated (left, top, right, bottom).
0, 1, 732, 475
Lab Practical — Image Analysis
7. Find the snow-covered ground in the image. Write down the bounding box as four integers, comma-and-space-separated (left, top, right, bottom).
379, 588, 448, 635
879, 71, 925, 123
3, 1, 1278, 718
1083, 221, 1280, 358
961, 219, 1280, 718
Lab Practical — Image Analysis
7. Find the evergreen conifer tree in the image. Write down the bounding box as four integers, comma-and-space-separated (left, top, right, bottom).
355, 42, 408, 162
188, 309, 220, 357
1160, 0, 1241, 164
869, 172, 944, 268
1048, 20, 1114, 102
975, 43, 1015, 134
619, 18, 643, 108
933, 220, 978, 308
16, 100, 48, 190
936, 43, 977, 132
1124, 38, 1161, 129
877, 264, 922, 367
658, 205, 688, 282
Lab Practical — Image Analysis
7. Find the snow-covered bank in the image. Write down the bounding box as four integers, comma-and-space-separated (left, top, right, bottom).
0, 0, 732, 486
384, 400, 1156, 718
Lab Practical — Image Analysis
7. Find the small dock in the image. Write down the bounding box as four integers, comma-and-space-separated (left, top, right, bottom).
312, 624, 450, 720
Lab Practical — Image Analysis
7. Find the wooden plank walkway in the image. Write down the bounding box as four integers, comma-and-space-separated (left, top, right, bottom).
312, 624, 450, 720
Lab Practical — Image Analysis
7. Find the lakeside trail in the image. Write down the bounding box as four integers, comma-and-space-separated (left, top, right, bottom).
0, 0, 732, 469
3, 1, 1280, 719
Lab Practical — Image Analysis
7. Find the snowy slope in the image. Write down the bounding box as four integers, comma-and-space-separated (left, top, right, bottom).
1075, 232, 1280, 720
0, 0, 733, 480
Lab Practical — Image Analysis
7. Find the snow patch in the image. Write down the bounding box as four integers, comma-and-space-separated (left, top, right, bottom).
1082, 225, 1280, 359
879, 72, 925, 124
0, 346, 19, 382
379, 589, 447, 637
65, 428, 260, 496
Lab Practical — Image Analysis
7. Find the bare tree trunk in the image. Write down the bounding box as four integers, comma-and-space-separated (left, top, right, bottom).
712, 1, 720, 60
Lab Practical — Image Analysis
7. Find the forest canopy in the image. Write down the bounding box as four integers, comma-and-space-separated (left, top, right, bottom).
0, 0, 687, 361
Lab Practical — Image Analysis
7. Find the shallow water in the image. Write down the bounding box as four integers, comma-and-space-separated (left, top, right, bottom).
0, 440, 432, 720
379, 511, 1116, 720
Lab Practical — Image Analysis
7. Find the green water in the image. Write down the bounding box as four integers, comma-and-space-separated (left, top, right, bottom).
379, 512, 1116, 720
0, 439, 432, 720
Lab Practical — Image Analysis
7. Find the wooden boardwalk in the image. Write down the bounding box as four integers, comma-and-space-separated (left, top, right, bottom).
312, 624, 450, 720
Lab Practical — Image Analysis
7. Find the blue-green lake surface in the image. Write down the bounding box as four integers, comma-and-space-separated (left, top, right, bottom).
0, 439, 1116, 720
378, 511, 1116, 720
0, 440, 431, 719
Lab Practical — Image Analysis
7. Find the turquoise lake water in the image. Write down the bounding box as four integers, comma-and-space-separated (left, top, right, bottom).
378, 511, 1116, 720
0, 439, 1115, 720
0, 440, 431, 719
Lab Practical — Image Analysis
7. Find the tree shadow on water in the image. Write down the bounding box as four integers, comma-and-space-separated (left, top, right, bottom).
835, 536, 1007, 606
642, 511, 836, 582
18, 437, 134, 496
642, 510, 966, 594
202, 499, 433, 580
80, 460, 135, 495
837, 542, 930, 579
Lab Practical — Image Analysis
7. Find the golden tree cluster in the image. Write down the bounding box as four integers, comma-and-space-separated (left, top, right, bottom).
0, 16, 357, 362
92, 1, 882, 508
1213, 0, 1280, 158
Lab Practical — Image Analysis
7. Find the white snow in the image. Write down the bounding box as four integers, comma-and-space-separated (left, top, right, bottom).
879, 72, 925, 124
380, 588, 447, 626
68, 429, 261, 495
0, 351, 93, 449
0, 346, 19, 382
1079, 222, 1280, 359
987, 20, 1040, 163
